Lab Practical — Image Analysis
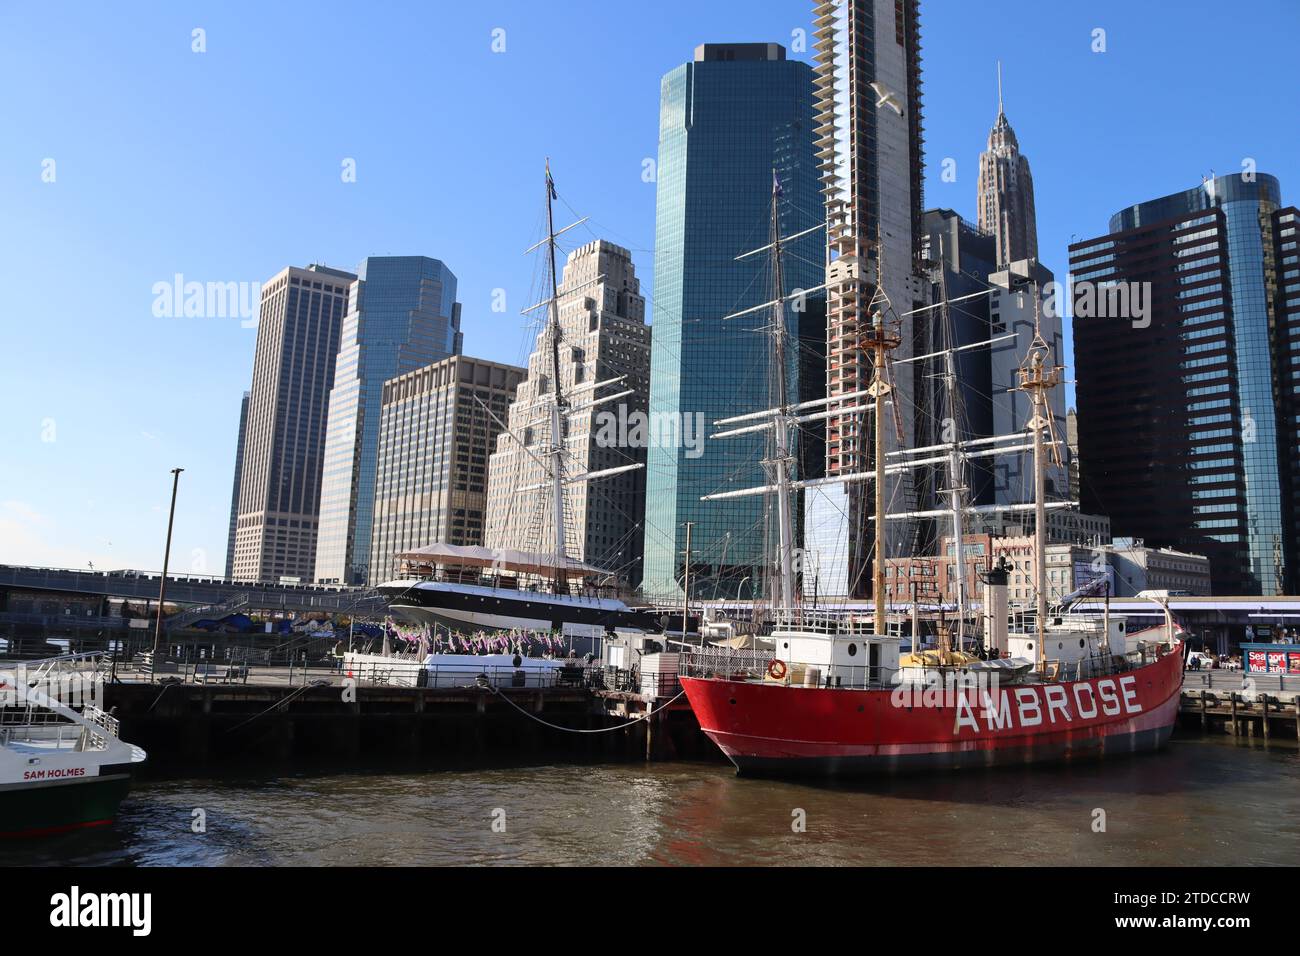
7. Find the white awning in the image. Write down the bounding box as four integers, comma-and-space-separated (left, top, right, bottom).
397, 543, 613, 578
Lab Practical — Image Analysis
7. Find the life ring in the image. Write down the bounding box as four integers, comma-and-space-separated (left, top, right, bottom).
767, 659, 788, 681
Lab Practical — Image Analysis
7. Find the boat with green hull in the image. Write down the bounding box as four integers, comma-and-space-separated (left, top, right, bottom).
0, 655, 145, 838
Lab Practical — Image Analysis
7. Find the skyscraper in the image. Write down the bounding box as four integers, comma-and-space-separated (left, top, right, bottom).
977, 67, 1038, 268
917, 211, 1068, 538
314, 257, 463, 586
804, 0, 927, 598
642, 42, 824, 601
223, 390, 249, 579
368, 355, 526, 585
485, 240, 650, 584
230, 265, 355, 583
1070, 173, 1299, 594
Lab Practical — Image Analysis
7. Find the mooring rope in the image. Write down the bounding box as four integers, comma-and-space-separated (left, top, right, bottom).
224, 681, 330, 733
146, 681, 179, 713
487, 685, 688, 734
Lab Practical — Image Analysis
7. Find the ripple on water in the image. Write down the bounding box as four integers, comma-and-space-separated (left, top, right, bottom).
2, 737, 1296, 867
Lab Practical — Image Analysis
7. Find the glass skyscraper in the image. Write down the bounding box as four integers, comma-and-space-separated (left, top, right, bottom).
642, 43, 823, 601
315, 257, 462, 585
1071, 174, 1299, 594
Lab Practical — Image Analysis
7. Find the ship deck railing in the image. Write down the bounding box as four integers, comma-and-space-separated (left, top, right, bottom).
340, 656, 628, 692
679, 647, 897, 691
0, 715, 97, 753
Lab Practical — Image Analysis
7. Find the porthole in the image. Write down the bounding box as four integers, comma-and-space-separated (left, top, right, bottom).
847, 643, 858, 657
1079, 639, 1086, 649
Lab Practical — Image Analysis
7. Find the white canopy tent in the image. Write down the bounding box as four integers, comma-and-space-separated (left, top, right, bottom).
397, 543, 613, 580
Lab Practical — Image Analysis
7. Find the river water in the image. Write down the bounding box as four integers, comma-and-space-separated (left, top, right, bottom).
5, 737, 1297, 866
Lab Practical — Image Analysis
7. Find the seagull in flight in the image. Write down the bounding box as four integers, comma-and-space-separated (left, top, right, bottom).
870, 81, 905, 116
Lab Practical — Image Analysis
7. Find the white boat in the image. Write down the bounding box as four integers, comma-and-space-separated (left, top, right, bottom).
0, 654, 146, 838
342, 651, 569, 689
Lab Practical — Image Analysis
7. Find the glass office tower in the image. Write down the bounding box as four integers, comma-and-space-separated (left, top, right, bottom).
642, 43, 823, 601
315, 257, 462, 585
1071, 174, 1297, 594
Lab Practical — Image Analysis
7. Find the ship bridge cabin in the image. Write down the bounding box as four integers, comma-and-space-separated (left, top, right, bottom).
771, 616, 901, 689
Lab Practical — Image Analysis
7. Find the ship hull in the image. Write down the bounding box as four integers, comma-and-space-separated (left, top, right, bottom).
681, 643, 1184, 777
0, 773, 132, 839
380, 581, 667, 634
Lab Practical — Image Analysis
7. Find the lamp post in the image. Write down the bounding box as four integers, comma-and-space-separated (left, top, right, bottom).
151, 467, 184, 680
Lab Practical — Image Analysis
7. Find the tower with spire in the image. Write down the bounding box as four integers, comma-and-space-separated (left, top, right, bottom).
978, 63, 1038, 267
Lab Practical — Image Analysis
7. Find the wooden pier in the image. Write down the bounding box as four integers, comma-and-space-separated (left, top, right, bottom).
102, 676, 713, 770
1178, 688, 1300, 741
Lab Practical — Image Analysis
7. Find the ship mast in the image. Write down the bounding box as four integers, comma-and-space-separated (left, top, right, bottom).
862, 227, 903, 639
1017, 284, 1064, 670
543, 160, 569, 596
937, 241, 967, 655
767, 172, 797, 611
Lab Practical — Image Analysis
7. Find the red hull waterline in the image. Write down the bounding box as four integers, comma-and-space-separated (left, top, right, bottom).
681, 642, 1185, 777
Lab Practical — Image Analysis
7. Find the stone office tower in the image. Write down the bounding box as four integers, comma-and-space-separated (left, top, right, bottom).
230, 265, 355, 583
224, 390, 250, 579
484, 240, 651, 585
368, 355, 526, 584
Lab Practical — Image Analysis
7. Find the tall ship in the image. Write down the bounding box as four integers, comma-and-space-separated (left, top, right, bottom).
377, 163, 672, 637
677, 176, 1186, 776
0, 654, 147, 837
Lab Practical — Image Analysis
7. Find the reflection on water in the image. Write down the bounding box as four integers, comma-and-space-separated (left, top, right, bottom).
4, 737, 1297, 867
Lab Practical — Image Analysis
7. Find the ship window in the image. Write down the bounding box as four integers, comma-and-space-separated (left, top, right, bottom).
847, 643, 858, 657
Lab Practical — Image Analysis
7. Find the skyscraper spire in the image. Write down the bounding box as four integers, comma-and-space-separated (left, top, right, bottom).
978, 61, 1038, 267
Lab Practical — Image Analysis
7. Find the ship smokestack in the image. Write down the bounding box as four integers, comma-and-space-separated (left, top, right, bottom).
983, 557, 1010, 657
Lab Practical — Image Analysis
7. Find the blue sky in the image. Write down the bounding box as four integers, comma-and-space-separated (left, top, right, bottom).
2, 0, 1297, 574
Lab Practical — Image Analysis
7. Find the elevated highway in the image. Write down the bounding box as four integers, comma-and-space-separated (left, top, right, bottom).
0, 564, 386, 616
